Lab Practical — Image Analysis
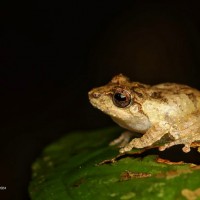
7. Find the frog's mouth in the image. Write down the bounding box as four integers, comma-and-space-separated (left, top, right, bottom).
88, 95, 111, 115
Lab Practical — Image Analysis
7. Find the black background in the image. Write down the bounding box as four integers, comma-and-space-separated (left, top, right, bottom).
1, 1, 200, 199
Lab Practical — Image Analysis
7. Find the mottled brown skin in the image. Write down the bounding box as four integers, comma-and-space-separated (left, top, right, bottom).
88, 74, 200, 153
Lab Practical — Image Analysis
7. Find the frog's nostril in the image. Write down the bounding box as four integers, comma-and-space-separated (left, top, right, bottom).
89, 91, 101, 98
92, 92, 101, 98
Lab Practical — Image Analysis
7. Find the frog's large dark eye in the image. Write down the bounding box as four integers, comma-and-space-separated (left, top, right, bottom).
112, 88, 132, 108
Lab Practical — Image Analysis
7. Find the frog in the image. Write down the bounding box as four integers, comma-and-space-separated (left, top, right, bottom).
88, 74, 200, 153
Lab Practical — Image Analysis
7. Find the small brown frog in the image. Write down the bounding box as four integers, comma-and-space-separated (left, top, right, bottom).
88, 74, 200, 153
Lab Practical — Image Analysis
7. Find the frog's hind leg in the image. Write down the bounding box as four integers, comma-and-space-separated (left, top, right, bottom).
159, 131, 200, 153
159, 113, 200, 153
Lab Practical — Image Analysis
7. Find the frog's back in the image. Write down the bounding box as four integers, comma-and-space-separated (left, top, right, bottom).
142, 83, 200, 123
152, 83, 200, 103
152, 82, 197, 91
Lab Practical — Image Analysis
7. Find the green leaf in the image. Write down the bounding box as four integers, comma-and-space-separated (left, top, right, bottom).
29, 127, 200, 200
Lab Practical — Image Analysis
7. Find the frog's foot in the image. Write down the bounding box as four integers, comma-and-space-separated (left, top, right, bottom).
119, 138, 145, 153
119, 125, 167, 153
159, 141, 191, 153
109, 131, 133, 147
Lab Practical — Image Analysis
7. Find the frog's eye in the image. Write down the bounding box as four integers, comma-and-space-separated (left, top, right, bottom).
112, 88, 132, 108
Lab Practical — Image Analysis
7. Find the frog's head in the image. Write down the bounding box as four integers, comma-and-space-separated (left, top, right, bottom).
88, 74, 151, 132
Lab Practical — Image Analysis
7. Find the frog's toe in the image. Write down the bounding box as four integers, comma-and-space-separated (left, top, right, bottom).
119, 145, 132, 153
158, 142, 174, 151
182, 144, 191, 153
119, 148, 125, 154
159, 145, 167, 151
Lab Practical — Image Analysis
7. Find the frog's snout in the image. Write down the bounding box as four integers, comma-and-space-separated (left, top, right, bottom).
88, 90, 101, 99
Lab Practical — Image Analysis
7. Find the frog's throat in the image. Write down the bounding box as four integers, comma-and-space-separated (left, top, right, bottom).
111, 116, 151, 133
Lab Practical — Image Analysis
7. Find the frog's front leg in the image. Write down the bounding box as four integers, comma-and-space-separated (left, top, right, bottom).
109, 131, 133, 147
119, 124, 167, 153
